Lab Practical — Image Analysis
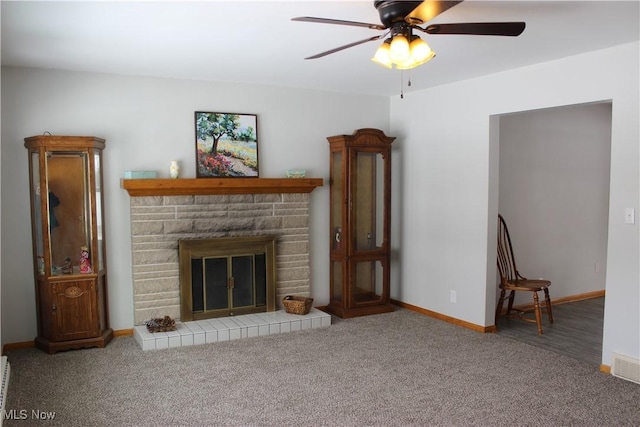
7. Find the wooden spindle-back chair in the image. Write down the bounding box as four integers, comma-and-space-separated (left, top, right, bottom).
496, 214, 553, 335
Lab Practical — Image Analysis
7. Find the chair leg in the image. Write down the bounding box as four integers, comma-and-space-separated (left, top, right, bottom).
495, 289, 506, 325
544, 288, 553, 324
506, 290, 516, 315
533, 292, 543, 335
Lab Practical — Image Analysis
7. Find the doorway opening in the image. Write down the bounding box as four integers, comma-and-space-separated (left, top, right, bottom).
490, 101, 612, 364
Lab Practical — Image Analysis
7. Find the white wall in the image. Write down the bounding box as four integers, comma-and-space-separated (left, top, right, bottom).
0, 67, 390, 344
390, 42, 639, 366
498, 102, 612, 305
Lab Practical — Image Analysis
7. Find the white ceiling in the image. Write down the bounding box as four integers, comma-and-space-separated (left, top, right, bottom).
2, 1, 639, 97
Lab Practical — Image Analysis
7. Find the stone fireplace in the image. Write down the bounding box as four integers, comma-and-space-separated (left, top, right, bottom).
122, 178, 323, 325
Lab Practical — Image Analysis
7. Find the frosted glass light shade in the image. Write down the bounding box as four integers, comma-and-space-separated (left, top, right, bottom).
410, 37, 434, 62
371, 42, 392, 68
372, 34, 435, 70
389, 35, 410, 62
396, 37, 436, 69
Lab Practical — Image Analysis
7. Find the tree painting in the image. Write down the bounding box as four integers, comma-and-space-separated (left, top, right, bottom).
195, 112, 258, 177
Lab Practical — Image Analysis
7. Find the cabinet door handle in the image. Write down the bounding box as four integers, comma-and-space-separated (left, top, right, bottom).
52, 303, 57, 311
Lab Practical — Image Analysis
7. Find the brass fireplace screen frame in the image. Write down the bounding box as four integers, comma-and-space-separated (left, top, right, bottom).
178, 236, 276, 321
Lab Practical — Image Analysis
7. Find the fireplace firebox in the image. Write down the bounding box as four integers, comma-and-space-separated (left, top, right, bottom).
179, 236, 276, 321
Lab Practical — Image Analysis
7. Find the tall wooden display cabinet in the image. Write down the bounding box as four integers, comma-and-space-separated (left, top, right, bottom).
25, 135, 113, 353
327, 128, 395, 318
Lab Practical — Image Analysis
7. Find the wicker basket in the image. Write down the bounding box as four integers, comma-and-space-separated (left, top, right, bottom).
146, 315, 176, 333
282, 296, 313, 315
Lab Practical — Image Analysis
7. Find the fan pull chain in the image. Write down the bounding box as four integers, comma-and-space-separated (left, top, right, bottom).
400, 71, 412, 100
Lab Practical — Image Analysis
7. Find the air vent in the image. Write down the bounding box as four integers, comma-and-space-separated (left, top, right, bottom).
611, 353, 640, 384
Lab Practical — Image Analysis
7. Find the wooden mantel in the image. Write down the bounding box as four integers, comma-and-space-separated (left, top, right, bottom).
121, 178, 323, 197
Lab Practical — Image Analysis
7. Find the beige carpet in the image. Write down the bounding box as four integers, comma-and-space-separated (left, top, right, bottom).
5, 308, 640, 426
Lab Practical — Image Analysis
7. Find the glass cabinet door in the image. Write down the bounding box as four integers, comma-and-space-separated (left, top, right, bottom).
46, 151, 92, 276
31, 151, 45, 275
330, 149, 345, 305
94, 152, 104, 272
330, 150, 343, 251
352, 151, 386, 252
351, 150, 387, 306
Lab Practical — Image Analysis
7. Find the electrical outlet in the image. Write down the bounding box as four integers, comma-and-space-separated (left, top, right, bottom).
595, 262, 601, 273
450, 290, 457, 303
625, 208, 635, 224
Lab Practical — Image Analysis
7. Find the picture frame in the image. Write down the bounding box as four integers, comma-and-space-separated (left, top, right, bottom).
195, 111, 259, 177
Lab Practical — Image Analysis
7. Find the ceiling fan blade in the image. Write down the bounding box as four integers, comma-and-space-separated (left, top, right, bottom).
292, 16, 385, 30
304, 34, 387, 60
423, 22, 526, 36
405, 1, 463, 25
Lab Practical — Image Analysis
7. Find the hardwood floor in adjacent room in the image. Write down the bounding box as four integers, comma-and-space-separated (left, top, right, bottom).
496, 297, 604, 366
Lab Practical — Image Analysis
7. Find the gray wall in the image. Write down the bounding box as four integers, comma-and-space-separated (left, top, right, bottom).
498, 102, 612, 304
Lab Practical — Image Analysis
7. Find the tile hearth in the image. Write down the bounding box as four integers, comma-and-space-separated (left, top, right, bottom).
134, 308, 331, 351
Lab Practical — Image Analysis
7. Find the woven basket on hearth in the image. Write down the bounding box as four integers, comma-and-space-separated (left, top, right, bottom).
282, 296, 313, 315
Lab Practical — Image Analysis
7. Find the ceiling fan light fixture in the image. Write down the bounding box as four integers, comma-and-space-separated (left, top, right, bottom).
375, 33, 435, 70
389, 34, 410, 62
371, 39, 392, 68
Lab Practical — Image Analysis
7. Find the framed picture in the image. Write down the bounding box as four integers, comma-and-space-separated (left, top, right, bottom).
195, 112, 259, 177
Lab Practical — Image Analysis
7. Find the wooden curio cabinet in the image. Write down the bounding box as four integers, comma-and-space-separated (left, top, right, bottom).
25, 135, 113, 353
327, 128, 395, 318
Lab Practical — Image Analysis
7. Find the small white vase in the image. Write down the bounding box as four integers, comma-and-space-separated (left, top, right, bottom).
170, 160, 180, 179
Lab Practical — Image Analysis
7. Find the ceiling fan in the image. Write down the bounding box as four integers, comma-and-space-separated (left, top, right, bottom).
292, 0, 525, 70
